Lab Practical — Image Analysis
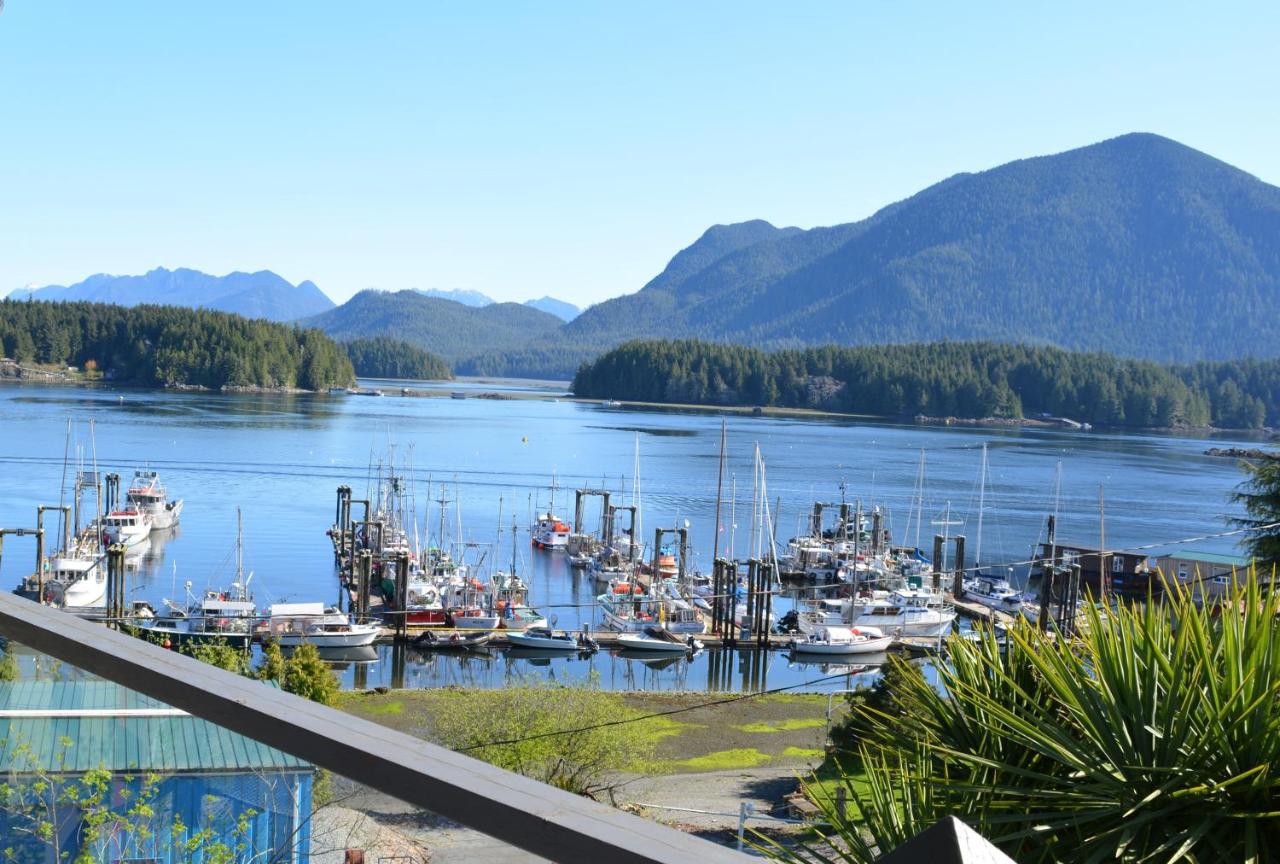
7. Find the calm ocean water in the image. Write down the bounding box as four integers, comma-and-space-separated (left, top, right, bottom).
0, 378, 1259, 692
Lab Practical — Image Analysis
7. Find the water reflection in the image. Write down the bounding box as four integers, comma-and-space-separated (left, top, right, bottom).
334, 642, 916, 695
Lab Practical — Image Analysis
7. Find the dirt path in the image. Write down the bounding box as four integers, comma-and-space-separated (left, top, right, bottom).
329, 688, 843, 857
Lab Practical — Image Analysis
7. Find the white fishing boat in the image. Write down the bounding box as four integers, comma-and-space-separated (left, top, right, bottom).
101, 508, 153, 548
792, 625, 893, 655
125, 469, 184, 530
531, 512, 570, 549
267, 602, 380, 647
40, 552, 107, 608
506, 627, 595, 651
615, 626, 703, 654
135, 583, 258, 649
597, 582, 706, 634
531, 474, 571, 549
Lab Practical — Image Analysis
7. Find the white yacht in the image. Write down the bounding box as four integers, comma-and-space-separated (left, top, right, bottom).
126, 470, 184, 530
963, 573, 1024, 613
267, 602, 380, 647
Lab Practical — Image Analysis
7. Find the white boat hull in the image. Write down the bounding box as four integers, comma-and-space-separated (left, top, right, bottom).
146, 499, 184, 531
614, 634, 700, 653
792, 636, 894, 655
276, 627, 380, 648
506, 633, 582, 651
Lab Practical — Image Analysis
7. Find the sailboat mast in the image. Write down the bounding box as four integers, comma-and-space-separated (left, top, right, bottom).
729, 474, 737, 560
913, 449, 925, 551
711, 420, 726, 565
976, 443, 987, 567
236, 506, 243, 582
749, 445, 760, 560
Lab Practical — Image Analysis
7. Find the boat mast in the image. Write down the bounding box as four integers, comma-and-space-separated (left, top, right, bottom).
749, 444, 760, 560
975, 443, 988, 568
729, 474, 737, 560
235, 506, 244, 583
913, 449, 926, 551
711, 420, 726, 566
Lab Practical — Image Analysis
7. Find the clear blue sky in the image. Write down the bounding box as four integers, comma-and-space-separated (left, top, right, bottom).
1, 2, 1276, 307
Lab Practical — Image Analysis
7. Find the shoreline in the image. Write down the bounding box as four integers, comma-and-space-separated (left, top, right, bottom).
3, 369, 1272, 438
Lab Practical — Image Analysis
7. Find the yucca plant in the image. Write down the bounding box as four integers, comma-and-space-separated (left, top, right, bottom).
764, 572, 1280, 863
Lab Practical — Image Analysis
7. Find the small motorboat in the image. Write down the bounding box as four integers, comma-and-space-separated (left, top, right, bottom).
413, 629, 493, 651
615, 626, 703, 654
791, 625, 894, 655
506, 627, 597, 652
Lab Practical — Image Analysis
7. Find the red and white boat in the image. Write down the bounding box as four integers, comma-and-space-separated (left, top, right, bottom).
101, 508, 152, 548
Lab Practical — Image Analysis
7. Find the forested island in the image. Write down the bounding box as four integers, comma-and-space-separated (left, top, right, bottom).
342, 336, 452, 380
572, 340, 1280, 430
0, 300, 354, 391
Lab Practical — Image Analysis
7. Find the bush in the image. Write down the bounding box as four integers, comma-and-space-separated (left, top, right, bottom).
766, 574, 1280, 863
430, 681, 658, 801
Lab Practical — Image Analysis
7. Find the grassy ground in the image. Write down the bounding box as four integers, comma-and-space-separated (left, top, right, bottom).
337, 688, 841, 776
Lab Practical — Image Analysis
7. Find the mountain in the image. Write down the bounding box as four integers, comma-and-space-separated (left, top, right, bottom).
300, 290, 563, 365
10, 267, 335, 322
468, 133, 1280, 379
412, 288, 495, 307
523, 296, 580, 321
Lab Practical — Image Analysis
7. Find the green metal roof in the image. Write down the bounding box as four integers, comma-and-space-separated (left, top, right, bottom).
1155, 549, 1251, 567
0, 680, 310, 774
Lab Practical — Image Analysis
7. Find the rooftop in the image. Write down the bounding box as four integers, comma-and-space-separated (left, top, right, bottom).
0, 680, 309, 774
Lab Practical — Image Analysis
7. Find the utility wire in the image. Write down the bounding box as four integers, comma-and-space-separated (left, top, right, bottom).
459, 670, 853, 752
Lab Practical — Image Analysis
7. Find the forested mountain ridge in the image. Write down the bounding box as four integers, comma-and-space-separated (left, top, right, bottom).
573, 339, 1280, 430
474, 133, 1280, 378
301, 290, 563, 365
11, 267, 336, 322
0, 300, 354, 390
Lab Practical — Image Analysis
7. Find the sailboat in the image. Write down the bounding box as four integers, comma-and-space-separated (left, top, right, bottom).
961, 444, 1026, 613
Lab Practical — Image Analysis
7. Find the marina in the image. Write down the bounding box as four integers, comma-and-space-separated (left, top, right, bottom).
0, 379, 1260, 694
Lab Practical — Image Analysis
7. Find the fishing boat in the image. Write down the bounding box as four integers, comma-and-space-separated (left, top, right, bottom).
125, 469, 184, 530
100, 508, 153, 548
615, 626, 703, 654
37, 551, 107, 609
266, 602, 380, 647
132, 508, 258, 647
506, 627, 597, 651
134, 583, 258, 649
531, 474, 571, 549
792, 625, 893, 655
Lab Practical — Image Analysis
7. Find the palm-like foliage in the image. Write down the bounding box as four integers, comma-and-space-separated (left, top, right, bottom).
766, 574, 1280, 863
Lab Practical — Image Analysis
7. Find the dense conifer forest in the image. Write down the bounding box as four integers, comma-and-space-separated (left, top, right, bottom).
342, 336, 452, 380
572, 340, 1280, 429
0, 300, 354, 390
